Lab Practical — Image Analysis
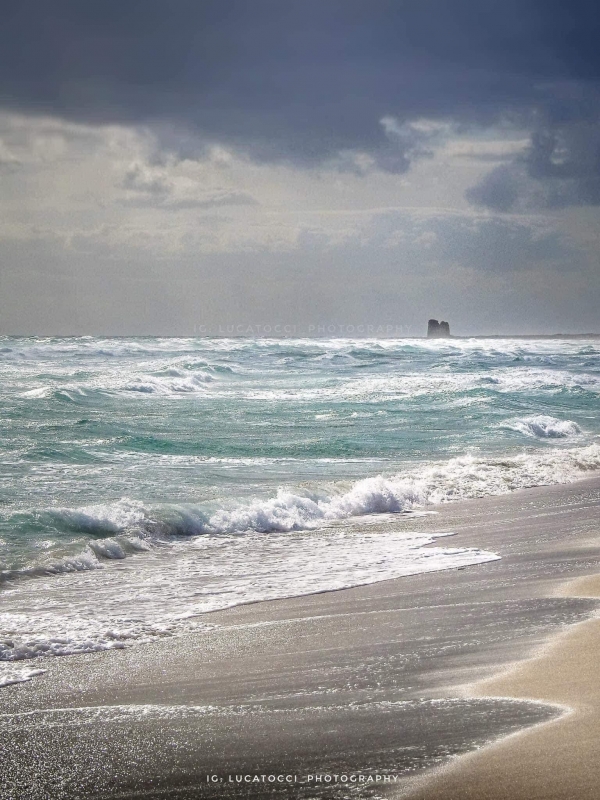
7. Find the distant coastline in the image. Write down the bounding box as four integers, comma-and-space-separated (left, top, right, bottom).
451, 333, 600, 340
1, 332, 600, 339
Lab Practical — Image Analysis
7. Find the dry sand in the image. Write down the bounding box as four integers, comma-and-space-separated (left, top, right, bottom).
403, 576, 600, 800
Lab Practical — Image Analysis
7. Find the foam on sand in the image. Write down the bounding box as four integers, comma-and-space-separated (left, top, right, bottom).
0, 526, 499, 681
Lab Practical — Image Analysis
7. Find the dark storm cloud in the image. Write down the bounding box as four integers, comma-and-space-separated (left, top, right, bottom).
2, 0, 600, 171
466, 166, 521, 212
434, 216, 574, 271
363, 211, 576, 273
467, 108, 600, 211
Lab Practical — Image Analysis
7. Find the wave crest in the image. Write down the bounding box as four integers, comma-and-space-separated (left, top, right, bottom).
504, 415, 582, 439
9, 444, 600, 550
123, 371, 213, 395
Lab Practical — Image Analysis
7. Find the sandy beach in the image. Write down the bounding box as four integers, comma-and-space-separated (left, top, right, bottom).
403, 572, 600, 800
2, 477, 600, 799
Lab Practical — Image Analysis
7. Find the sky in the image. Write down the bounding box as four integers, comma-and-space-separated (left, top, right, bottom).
1, 0, 599, 335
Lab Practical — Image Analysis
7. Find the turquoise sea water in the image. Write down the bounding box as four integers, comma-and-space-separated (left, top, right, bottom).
1, 336, 599, 684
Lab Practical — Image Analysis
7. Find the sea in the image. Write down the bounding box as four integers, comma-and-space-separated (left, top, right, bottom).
1, 336, 599, 688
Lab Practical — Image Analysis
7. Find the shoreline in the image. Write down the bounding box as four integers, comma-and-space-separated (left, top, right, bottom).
401, 573, 600, 799
2, 477, 600, 798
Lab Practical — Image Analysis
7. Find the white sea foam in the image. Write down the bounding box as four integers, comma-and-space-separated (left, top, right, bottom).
1, 442, 599, 680
7, 338, 599, 407
123, 371, 213, 395
204, 444, 600, 532
0, 526, 498, 669
16, 370, 215, 401
504, 415, 583, 439
234, 368, 600, 403
196, 443, 600, 531
0, 666, 47, 688
88, 538, 127, 559
19, 386, 53, 399
49, 499, 147, 533
2, 335, 600, 685
18, 443, 600, 546
0, 551, 101, 583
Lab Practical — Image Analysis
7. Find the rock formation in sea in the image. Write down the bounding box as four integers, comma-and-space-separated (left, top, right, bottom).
427, 319, 451, 338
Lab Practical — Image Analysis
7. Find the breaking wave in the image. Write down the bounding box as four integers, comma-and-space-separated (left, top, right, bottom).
504, 415, 583, 439
2, 336, 600, 683
4, 443, 599, 587
123, 370, 214, 395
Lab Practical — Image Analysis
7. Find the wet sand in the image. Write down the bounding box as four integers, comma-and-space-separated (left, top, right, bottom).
1, 477, 600, 799
403, 573, 600, 800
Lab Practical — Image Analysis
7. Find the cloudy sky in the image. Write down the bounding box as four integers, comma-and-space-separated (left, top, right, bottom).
1, 0, 599, 335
